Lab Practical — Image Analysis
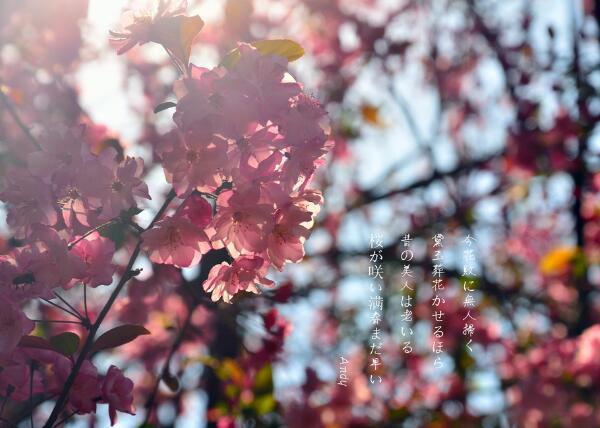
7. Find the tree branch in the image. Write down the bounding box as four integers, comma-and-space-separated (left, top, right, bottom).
41, 190, 177, 428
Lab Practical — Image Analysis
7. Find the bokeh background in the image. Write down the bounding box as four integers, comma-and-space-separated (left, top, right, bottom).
2, 0, 600, 427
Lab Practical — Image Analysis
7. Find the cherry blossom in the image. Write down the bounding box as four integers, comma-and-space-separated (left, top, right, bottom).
203, 256, 274, 303
209, 187, 273, 257
0, 296, 34, 357
70, 232, 116, 287
54, 358, 102, 415
101, 365, 136, 426
142, 194, 212, 267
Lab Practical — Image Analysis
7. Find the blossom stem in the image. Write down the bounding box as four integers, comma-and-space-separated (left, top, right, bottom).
83, 285, 89, 321
67, 219, 117, 250
41, 190, 177, 428
40, 298, 83, 321
29, 362, 34, 428
52, 291, 85, 321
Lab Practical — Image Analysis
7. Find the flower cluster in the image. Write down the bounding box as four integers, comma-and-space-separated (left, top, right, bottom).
143, 43, 331, 302
0, 129, 149, 345
501, 325, 600, 426
0, 0, 330, 425
0, 128, 145, 423
0, 350, 134, 424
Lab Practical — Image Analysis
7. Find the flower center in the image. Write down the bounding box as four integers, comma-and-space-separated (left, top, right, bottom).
186, 150, 198, 163
67, 187, 80, 200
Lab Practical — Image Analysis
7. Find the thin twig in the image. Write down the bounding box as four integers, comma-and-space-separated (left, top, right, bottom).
29, 362, 34, 428
67, 219, 117, 250
83, 285, 89, 321
52, 292, 84, 321
0, 86, 42, 150
41, 190, 177, 428
40, 299, 82, 321
51, 411, 76, 428
142, 310, 194, 424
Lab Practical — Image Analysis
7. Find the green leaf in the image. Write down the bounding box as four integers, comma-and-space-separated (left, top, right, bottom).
221, 39, 304, 69
91, 324, 150, 354
123, 206, 144, 217
251, 39, 305, 61
253, 363, 273, 395
252, 393, 276, 415
153, 101, 177, 113
98, 221, 127, 248
49, 332, 80, 357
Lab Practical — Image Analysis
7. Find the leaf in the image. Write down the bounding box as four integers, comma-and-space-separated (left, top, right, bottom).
251, 39, 305, 62
539, 246, 578, 276
216, 358, 244, 386
221, 39, 304, 69
361, 103, 385, 127
18, 335, 55, 352
91, 324, 150, 354
123, 206, 144, 217
19, 334, 79, 357
153, 101, 177, 113
49, 332, 80, 357
253, 363, 273, 395
151, 15, 204, 73
98, 221, 128, 249
252, 393, 276, 415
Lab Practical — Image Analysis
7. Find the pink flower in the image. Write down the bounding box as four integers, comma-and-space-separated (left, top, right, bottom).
573, 325, 600, 381
172, 66, 224, 135
223, 125, 282, 188
142, 194, 212, 267
52, 158, 113, 228
28, 225, 87, 290
203, 256, 274, 303
157, 131, 228, 197
280, 137, 332, 192
71, 232, 116, 287
249, 308, 291, 364
176, 192, 213, 226
265, 205, 312, 270
0, 169, 58, 238
142, 216, 209, 267
278, 93, 327, 146
209, 186, 273, 257
109, 0, 204, 73
101, 365, 135, 426
54, 359, 102, 415
98, 155, 151, 219
27, 128, 85, 179
0, 226, 86, 302
216, 43, 301, 136
0, 354, 36, 401
0, 296, 34, 358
